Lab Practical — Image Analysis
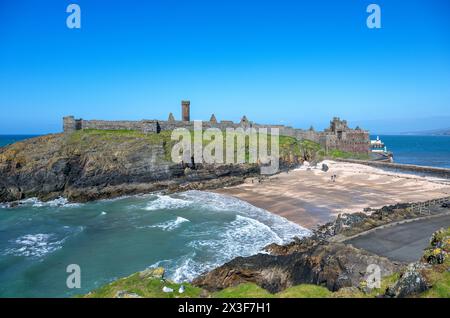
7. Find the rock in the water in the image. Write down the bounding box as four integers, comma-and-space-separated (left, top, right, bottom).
322, 163, 329, 172
139, 267, 165, 280
385, 263, 429, 298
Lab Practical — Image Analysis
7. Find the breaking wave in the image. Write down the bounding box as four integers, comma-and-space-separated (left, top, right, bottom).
144, 195, 191, 211
142, 191, 311, 282
145, 216, 190, 231
1, 197, 81, 209
4, 233, 65, 258
178, 190, 310, 242
2, 224, 85, 259
0, 189, 311, 296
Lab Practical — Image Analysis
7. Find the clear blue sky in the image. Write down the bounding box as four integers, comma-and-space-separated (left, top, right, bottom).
1, 0, 449, 134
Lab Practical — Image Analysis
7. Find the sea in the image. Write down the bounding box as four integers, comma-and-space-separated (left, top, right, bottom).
374, 135, 450, 169
0, 192, 310, 297
0, 134, 449, 297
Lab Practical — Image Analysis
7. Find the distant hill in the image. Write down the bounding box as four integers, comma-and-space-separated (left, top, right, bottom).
398, 128, 450, 136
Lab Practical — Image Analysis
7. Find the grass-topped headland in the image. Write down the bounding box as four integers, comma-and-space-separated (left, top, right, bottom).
67, 128, 366, 163
67, 128, 316, 164
83, 269, 333, 298
0, 128, 371, 203
83, 227, 450, 298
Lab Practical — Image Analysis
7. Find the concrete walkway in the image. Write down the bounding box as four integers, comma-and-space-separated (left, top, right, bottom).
346, 214, 450, 263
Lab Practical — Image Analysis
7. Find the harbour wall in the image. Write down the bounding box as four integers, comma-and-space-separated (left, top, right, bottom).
335, 158, 450, 179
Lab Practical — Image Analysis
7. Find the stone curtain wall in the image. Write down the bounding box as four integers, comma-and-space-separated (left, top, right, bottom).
63, 116, 370, 154
324, 131, 370, 154
80, 119, 155, 132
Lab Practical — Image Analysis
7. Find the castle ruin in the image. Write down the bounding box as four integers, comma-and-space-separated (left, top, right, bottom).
63, 101, 370, 154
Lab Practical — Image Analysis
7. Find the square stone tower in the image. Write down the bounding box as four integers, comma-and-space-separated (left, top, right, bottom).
182, 100, 190, 121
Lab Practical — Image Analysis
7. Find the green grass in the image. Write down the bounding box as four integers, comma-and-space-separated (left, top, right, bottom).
67, 129, 313, 165
85, 274, 334, 298
276, 284, 332, 298
420, 271, 450, 298
213, 283, 332, 298
328, 149, 370, 160
419, 227, 450, 298
67, 129, 176, 161
86, 279, 333, 298
212, 283, 274, 298
83, 269, 448, 298
68, 129, 370, 164
69, 129, 173, 144
84, 273, 203, 298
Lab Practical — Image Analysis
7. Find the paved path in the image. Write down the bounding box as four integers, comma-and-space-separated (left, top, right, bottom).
346, 214, 450, 263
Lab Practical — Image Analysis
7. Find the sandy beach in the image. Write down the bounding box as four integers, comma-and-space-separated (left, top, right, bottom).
213, 160, 450, 229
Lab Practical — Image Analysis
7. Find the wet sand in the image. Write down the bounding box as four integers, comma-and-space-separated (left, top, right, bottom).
213, 160, 450, 229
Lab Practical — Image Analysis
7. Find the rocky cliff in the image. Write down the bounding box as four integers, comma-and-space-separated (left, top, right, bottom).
193, 237, 400, 293
0, 129, 304, 203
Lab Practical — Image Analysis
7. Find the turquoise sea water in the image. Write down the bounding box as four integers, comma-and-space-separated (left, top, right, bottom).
374, 135, 450, 168
0, 192, 309, 297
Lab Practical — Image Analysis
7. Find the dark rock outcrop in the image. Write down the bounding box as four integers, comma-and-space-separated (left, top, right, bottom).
193, 238, 400, 293
0, 133, 258, 203
0, 131, 303, 203
385, 263, 430, 298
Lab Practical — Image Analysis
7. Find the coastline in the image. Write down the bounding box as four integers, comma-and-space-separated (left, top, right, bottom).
1, 134, 450, 298
85, 199, 450, 298
213, 160, 450, 229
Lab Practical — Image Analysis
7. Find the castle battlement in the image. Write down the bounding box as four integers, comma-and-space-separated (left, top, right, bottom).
63, 101, 370, 154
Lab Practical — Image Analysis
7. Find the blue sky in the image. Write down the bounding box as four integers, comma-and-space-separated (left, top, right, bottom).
0, 0, 449, 134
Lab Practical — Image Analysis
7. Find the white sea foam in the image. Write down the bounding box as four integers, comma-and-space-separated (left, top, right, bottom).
145, 216, 190, 231
4, 233, 65, 258
7, 197, 81, 208
144, 195, 192, 211
178, 190, 311, 242
2, 189, 311, 288
145, 191, 311, 283
178, 215, 286, 281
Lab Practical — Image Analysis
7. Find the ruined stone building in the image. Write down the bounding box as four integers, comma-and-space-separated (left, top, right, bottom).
63, 100, 370, 154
